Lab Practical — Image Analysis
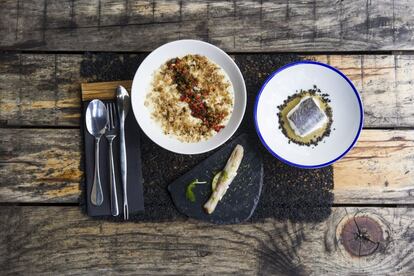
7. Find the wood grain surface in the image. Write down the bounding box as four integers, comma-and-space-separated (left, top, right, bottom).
1, 206, 413, 275
1, 128, 413, 204
1, 0, 414, 52
0, 54, 84, 126
334, 130, 414, 204
311, 55, 414, 128
2, 53, 414, 127
0, 129, 82, 203
81, 80, 132, 101
1, 1, 414, 274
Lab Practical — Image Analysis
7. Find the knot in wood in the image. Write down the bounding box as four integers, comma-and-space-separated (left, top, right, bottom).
340, 216, 383, 257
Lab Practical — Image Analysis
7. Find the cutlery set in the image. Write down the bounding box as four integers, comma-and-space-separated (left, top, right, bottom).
85, 85, 131, 220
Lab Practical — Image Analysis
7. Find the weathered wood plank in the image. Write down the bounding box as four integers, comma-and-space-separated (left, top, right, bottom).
1, 0, 414, 52
334, 130, 414, 204
1, 129, 413, 204
0, 54, 84, 126
1, 53, 414, 127
0, 52, 145, 126
0, 129, 82, 203
1, 206, 413, 274
309, 54, 414, 128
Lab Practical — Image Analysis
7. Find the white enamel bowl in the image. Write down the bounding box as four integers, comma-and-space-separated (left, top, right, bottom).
254, 61, 363, 169
131, 40, 246, 154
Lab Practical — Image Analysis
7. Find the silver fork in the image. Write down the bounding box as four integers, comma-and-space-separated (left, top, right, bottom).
105, 102, 120, 216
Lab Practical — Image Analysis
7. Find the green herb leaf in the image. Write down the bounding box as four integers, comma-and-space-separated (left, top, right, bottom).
211, 172, 222, 191
185, 179, 206, 202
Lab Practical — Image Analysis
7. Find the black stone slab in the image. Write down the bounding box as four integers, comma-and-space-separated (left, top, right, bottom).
168, 134, 263, 224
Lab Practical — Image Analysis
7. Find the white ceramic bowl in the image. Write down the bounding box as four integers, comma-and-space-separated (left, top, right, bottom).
254, 61, 363, 169
131, 40, 246, 154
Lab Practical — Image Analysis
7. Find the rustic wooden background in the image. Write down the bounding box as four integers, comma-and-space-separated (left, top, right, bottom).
1, 0, 414, 275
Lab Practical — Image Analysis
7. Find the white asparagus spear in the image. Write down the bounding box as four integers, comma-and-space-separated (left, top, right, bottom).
204, 144, 244, 214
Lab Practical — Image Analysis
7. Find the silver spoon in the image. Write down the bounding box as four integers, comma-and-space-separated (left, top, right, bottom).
85, 99, 108, 206
116, 85, 130, 220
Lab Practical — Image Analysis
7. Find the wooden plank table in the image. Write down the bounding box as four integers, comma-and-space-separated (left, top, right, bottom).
1, 1, 414, 275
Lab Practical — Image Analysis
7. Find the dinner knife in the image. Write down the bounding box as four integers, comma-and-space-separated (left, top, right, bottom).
116, 85, 130, 220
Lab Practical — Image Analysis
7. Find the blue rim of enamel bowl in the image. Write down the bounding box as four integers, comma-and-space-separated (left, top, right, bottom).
253, 61, 364, 169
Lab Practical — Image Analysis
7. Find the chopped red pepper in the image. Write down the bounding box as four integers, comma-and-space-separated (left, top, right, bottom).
168, 57, 226, 133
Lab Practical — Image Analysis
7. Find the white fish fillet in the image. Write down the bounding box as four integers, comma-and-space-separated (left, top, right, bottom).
287, 96, 328, 137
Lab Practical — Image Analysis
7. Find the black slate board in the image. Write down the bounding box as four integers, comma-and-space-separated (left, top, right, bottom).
168, 134, 263, 224
83, 102, 144, 216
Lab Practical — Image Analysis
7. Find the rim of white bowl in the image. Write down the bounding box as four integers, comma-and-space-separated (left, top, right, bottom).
131, 39, 247, 154
254, 61, 364, 169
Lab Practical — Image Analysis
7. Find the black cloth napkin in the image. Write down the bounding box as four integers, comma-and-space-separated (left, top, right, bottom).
83, 102, 144, 216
